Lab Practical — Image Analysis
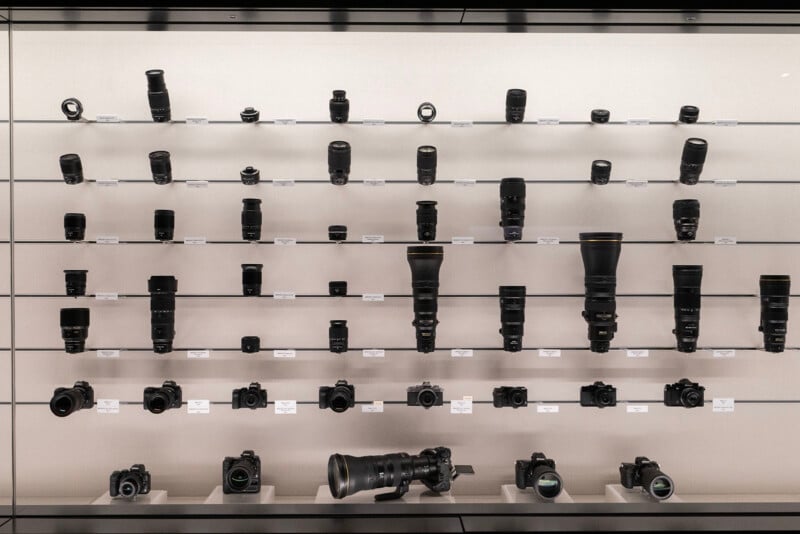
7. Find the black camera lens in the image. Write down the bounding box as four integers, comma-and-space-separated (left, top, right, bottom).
149, 150, 172, 185
620, 457, 674, 501
241, 198, 262, 241
143, 380, 182, 414
672, 199, 700, 241
64, 269, 88, 297
591, 109, 610, 123
408, 382, 444, 409
330, 90, 350, 123
580, 232, 623, 353
328, 141, 351, 185
61, 98, 83, 121
760, 275, 791, 353
64, 213, 86, 242
679, 138, 708, 185
50, 381, 94, 417
590, 160, 611, 185
60, 307, 90, 353
407, 246, 444, 353
154, 209, 175, 242
673, 265, 702, 353
329, 281, 347, 297
499, 178, 526, 241
145, 69, 171, 122
417, 102, 437, 123
240, 166, 261, 185
532, 464, 562, 500
241, 336, 260, 353
499, 286, 526, 352
328, 225, 347, 242
505, 89, 527, 123
223, 451, 261, 494
59, 154, 84, 184
329, 320, 348, 354
148, 275, 177, 354
416, 201, 438, 242
242, 264, 263, 296
417, 146, 437, 185
678, 105, 700, 124
240, 107, 260, 123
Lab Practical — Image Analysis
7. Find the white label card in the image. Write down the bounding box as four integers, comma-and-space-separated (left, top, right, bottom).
362, 401, 384, 413
714, 236, 737, 245
273, 349, 296, 359
626, 179, 648, 188
627, 405, 649, 413
537, 118, 560, 125
187, 350, 210, 359
451, 349, 474, 358
713, 119, 738, 127
187, 400, 210, 414
183, 237, 206, 245
454, 179, 477, 186
95, 292, 118, 301
627, 349, 650, 358
363, 349, 385, 358
451, 398, 473, 414
452, 237, 475, 245
537, 237, 560, 245
363, 119, 385, 126
273, 291, 296, 300
273, 179, 295, 187
96, 399, 120, 414
274, 237, 296, 245
363, 179, 385, 186
626, 118, 651, 125
186, 180, 208, 188
97, 349, 120, 359
539, 349, 561, 358
96, 179, 119, 187
273, 119, 296, 126
361, 235, 385, 244
362, 293, 385, 302
537, 405, 559, 413
450, 120, 473, 128
185, 116, 208, 125
713, 349, 736, 359
275, 400, 297, 414
96, 236, 119, 245
95, 114, 121, 123
713, 398, 735, 413
714, 179, 737, 187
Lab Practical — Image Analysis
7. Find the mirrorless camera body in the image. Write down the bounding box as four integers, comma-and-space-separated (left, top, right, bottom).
407, 381, 444, 409
580, 381, 616, 408
143, 380, 182, 414
319, 380, 355, 413
663, 378, 704, 408
619, 456, 674, 501
232, 382, 268, 410
109, 464, 151, 498
222, 450, 261, 494
492, 386, 527, 408
515, 452, 563, 501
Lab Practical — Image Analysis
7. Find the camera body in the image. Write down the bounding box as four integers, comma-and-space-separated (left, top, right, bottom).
663, 378, 705, 408
110, 464, 151, 498
492, 386, 527, 408
619, 456, 674, 501
222, 450, 261, 494
514, 453, 563, 501
143, 380, 182, 414
50, 380, 94, 417
232, 382, 268, 410
241, 336, 260, 353
319, 380, 355, 413
407, 382, 444, 409
580, 381, 617, 408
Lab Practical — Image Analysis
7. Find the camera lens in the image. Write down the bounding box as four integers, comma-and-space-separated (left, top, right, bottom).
148, 276, 178, 354
242, 264, 263, 296
591, 109, 610, 123
329, 281, 347, 297
760, 275, 791, 353
417, 102, 437, 123
149, 150, 172, 185
119, 480, 138, 498
510, 390, 526, 407
499, 178, 526, 241
228, 468, 252, 491
328, 225, 347, 242
61, 98, 83, 121
417, 388, 437, 408
499, 286, 526, 352
145, 69, 171, 122
240, 107, 260, 123
580, 232, 623, 353
328, 141, 351, 185
241, 336, 260, 353
244, 392, 260, 408
59, 154, 83, 184
590, 160, 611, 185
596, 390, 613, 406
330, 90, 350, 123
49, 381, 93, 417
416, 201, 438, 242
678, 105, 700, 124
679, 138, 708, 185
330, 388, 352, 413
64, 213, 86, 242
673, 265, 703, 353
240, 167, 260, 185
681, 388, 702, 407
673, 199, 700, 241
241, 198, 262, 241
417, 146, 437, 185
505, 89, 527, 123
154, 209, 175, 241
531, 463, 563, 501
60, 307, 90, 353
64, 270, 88, 297
640, 466, 674, 500
329, 320, 348, 353
407, 246, 444, 353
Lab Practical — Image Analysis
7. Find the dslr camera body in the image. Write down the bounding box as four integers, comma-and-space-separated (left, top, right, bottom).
232, 382, 268, 410
222, 450, 261, 494
663, 378, 704, 408
580, 381, 617, 408
109, 464, 151, 499
407, 381, 444, 409
492, 386, 527, 408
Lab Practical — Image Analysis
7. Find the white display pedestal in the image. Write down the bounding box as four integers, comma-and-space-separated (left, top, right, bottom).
314, 484, 455, 504
203, 485, 276, 504
605, 484, 683, 503
501, 484, 574, 503
91, 490, 168, 505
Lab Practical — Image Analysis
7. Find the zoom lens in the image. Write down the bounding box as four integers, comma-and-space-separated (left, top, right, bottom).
499, 178, 526, 241
149, 151, 172, 185
679, 138, 707, 185
148, 275, 177, 354
590, 160, 611, 185
580, 232, 623, 353
640, 465, 674, 501
328, 141, 351, 185
673, 265, 702, 353
673, 199, 700, 241
60, 307, 90, 353
50, 381, 93, 417
416, 201, 438, 242
760, 275, 791, 353
499, 286, 526, 352
154, 210, 175, 241
329, 320, 348, 353
407, 246, 444, 353
59, 154, 84, 184
532, 463, 563, 501
64, 270, 88, 297
145, 69, 171, 122
242, 264, 263, 296
64, 213, 86, 242
505, 89, 527, 123
417, 146, 437, 185
330, 90, 350, 123
241, 198, 262, 241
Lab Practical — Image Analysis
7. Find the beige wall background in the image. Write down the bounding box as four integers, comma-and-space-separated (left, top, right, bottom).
7, 29, 800, 500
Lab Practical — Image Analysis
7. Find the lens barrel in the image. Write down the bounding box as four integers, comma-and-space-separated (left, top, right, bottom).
505, 89, 527, 123
678, 105, 700, 124
64, 213, 86, 241
679, 138, 708, 185
330, 90, 350, 123
639, 463, 674, 500
60, 307, 90, 353
328, 141, 351, 185
149, 150, 172, 185
241, 198, 262, 241
673, 265, 703, 353
591, 109, 610, 123
154, 209, 175, 241
223, 451, 261, 494
50, 381, 93, 417
329, 320, 348, 353
64, 269, 88, 297
530, 459, 563, 501
590, 160, 611, 185
241, 264, 263, 296
416, 201, 438, 242
328, 225, 347, 242
499, 286, 526, 352
148, 275, 177, 354
417, 146, 437, 185
407, 246, 444, 353
145, 69, 171, 122
673, 199, 700, 241
579, 232, 623, 353
240, 107, 260, 123
760, 275, 791, 352
59, 154, 84, 184
240, 166, 260, 185
499, 178, 526, 241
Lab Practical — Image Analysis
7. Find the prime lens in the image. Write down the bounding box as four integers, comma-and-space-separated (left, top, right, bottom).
505, 89, 527, 123
149, 150, 172, 185
590, 160, 611, 185
64, 213, 86, 242
59, 154, 84, 184
154, 209, 175, 241
60, 307, 90, 353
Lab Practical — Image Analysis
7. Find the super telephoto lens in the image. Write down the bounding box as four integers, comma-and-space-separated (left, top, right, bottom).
328, 141, 351, 185
417, 146, 437, 185
60, 307, 90, 353
673, 265, 702, 353
532, 462, 562, 501
499, 286, 526, 352
145, 69, 171, 122
148, 276, 177, 354
679, 138, 707, 185
590, 160, 611, 185
241, 198, 262, 241
154, 210, 175, 241
505, 89, 527, 123
407, 246, 444, 353
579, 232, 623, 353
760, 275, 791, 353
59, 154, 84, 184
499, 178, 526, 241
149, 151, 172, 185
416, 201, 438, 242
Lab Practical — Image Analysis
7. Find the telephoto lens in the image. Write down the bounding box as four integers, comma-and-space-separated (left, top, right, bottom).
50, 380, 94, 417
328, 446, 459, 501
328, 141, 351, 185
406, 381, 444, 409
328, 225, 347, 243
223, 451, 261, 494
148, 275, 177, 354
330, 90, 350, 123
59, 154, 84, 184
241, 198, 262, 241
499, 178, 526, 241
760, 275, 791, 352
499, 286, 526, 352
240, 107, 260, 123
590, 160, 611, 185
241, 336, 260, 353
492, 386, 528, 408
143, 380, 182, 414
329, 320, 349, 353
417, 146, 437, 185
145, 69, 171, 122
679, 138, 708, 185
232, 382, 268, 410
515, 453, 563, 501
240, 166, 261, 185
61, 98, 84, 121
319, 379, 355, 413
672, 199, 700, 241
505, 89, 527, 123
619, 457, 674, 501
580, 381, 617, 408
678, 105, 700, 124
241, 264, 263, 296
579, 232, 623, 353
673, 265, 703, 353
663, 378, 705, 408
154, 209, 175, 242
149, 150, 172, 185
110, 464, 151, 499
64, 269, 88, 297
416, 201, 438, 242
407, 246, 444, 353
591, 109, 610, 123
329, 280, 347, 297
64, 213, 86, 242
60, 307, 90, 353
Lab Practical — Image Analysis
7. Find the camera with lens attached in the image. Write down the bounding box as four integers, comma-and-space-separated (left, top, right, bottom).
319, 380, 355, 413
50, 380, 94, 417
580, 381, 616, 408
620, 456, 674, 501
663, 378, 704, 408
110, 464, 151, 499
407, 381, 444, 409
143, 380, 182, 414
515, 452, 563, 501
223, 450, 261, 494
492, 386, 527, 408
232, 382, 268, 410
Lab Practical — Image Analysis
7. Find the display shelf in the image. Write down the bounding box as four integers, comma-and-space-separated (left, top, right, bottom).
91, 490, 168, 506
204, 486, 275, 505
500, 485, 574, 504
